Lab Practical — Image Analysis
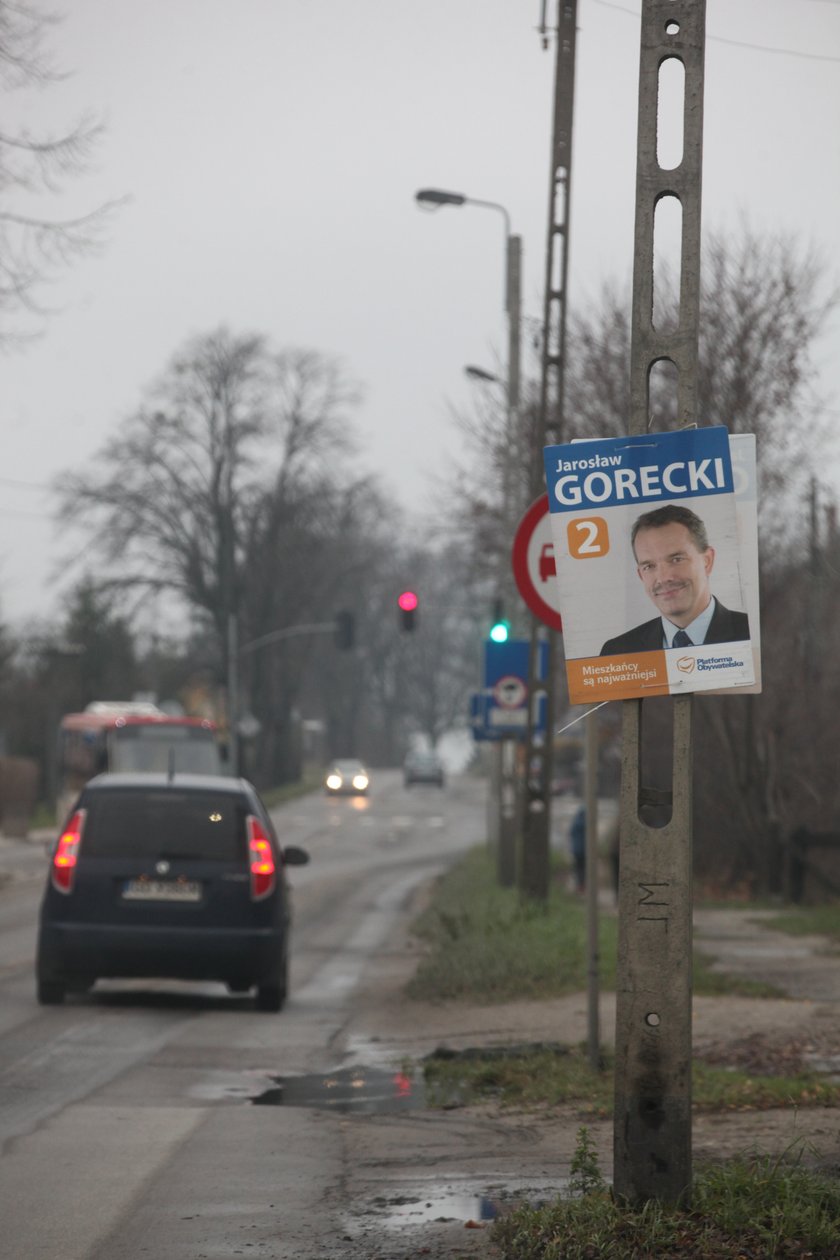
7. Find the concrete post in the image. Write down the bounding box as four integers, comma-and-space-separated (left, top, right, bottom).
613, 0, 707, 1206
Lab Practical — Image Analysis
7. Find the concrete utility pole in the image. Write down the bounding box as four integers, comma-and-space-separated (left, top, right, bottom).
613, 0, 707, 1206
520, 0, 577, 900
499, 230, 523, 887
584, 709, 601, 1069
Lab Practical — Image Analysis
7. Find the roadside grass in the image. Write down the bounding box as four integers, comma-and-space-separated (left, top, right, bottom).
407, 846, 779, 1003
407, 847, 618, 1000
261, 767, 324, 808
762, 904, 840, 945
29, 801, 56, 831
494, 1128, 840, 1260
410, 853, 840, 1258
423, 1044, 840, 1116
692, 952, 778, 997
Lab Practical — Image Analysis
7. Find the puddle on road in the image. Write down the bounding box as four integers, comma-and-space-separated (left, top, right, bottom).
253, 1043, 570, 1112
352, 1180, 566, 1231
252, 1065, 431, 1112
806, 1052, 840, 1079
371, 1190, 499, 1225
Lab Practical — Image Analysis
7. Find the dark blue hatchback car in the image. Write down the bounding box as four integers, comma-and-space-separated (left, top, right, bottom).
36, 773, 309, 1011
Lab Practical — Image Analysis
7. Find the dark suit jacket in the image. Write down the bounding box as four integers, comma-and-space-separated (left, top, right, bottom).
600, 600, 750, 657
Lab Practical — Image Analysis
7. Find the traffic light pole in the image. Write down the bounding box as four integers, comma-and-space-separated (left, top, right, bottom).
613, 0, 707, 1206
230, 614, 355, 775
520, 0, 577, 901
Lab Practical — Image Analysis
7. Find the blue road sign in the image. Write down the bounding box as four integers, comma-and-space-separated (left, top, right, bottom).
483, 639, 545, 690
472, 638, 549, 736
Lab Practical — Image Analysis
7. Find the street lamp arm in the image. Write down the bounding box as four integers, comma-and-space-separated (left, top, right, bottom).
460, 197, 511, 239
415, 182, 520, 406
414, 187, 510, 238
240, 622, 336, 655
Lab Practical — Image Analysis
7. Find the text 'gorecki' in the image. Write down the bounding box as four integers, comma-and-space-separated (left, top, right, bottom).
551, 456, 727, 506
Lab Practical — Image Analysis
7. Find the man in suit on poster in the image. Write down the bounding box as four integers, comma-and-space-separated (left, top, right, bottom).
600, 504, 749, 656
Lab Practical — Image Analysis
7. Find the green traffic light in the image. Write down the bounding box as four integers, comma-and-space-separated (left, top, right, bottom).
489, 621, 510, 643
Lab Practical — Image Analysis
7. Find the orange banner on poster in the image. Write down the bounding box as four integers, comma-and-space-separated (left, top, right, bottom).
566, 652, 670, 704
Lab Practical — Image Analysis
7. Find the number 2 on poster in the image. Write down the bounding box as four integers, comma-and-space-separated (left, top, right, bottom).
567, 516, 610, 559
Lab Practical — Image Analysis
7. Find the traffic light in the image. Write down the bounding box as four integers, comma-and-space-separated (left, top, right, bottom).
398, 590, 418, 632
334, 609, 355, 650
489, 598, 509, 643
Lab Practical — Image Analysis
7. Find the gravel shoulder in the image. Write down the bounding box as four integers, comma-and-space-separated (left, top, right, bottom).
323, 901, 840, 1259
5, 833, 840, 1258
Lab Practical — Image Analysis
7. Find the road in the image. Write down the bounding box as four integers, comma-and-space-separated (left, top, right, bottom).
0, 769, 488, 1260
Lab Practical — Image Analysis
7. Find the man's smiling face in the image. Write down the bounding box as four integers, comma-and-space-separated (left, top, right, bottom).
633, 522, 714, 628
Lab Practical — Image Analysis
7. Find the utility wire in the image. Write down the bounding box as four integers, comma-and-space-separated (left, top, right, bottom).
591, 0, 840, 62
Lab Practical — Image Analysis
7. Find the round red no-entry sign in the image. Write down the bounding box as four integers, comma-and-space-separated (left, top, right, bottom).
511, 494, 563, 632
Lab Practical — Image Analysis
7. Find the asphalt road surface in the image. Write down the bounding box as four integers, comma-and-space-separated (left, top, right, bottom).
0, 769, 487, 1259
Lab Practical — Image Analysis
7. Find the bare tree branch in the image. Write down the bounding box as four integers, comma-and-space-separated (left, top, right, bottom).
0, 1, 120, 341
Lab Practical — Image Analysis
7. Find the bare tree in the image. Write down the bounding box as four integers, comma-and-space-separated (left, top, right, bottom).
564, 230, 837, 522
62, 327, 367, 608
395, 543, 480, 747
576, 231, 838, 894
59, 329, 269, 638
0, 0, 120, 343
311, 537, 480, 765
56, 326, 406, 782
441, 225, 839, 894
242, 469, 397, 785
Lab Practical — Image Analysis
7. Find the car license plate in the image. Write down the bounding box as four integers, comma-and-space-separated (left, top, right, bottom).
122, 879, 202, 903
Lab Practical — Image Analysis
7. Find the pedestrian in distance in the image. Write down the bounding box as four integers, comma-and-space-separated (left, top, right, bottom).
569, 804, 586, 894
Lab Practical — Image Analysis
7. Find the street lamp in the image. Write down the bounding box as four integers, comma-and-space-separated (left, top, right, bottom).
416, 184, 522, 539
415, 187, 520, 414
415, 187, 510, 239
417, 186, 524, 885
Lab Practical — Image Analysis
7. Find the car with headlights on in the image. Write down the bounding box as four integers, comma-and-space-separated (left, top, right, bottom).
36, 773, 309, 1012
323, 759, 370, 796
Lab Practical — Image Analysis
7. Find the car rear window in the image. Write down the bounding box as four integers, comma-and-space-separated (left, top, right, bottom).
109, 726, 223, 776
80, 789, 249, 861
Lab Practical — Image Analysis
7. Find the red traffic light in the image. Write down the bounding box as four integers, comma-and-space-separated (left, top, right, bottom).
397, 590, 418, 612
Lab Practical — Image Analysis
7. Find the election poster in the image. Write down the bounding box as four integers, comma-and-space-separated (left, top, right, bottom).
541, 426, 757, 704
708, 432, 761, 695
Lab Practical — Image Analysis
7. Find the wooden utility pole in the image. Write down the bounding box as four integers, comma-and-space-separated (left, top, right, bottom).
613, 0, 707, 1205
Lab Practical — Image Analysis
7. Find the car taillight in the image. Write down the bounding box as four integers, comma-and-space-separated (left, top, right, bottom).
247, 815, 276, 900
52, 809, 86, 894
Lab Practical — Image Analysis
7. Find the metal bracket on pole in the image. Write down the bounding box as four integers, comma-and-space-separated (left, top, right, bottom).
613, 0, 707, 1206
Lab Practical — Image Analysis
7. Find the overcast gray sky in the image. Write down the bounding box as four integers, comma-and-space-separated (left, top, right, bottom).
2, 0, 839, 628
